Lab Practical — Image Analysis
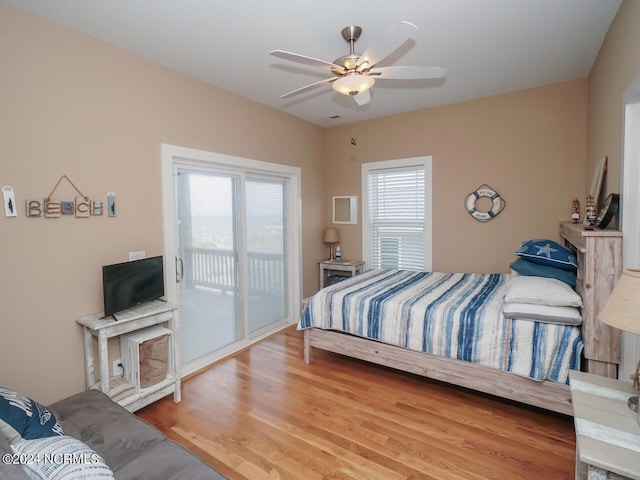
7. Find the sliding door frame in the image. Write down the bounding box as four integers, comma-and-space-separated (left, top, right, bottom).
161, 144, 303, 376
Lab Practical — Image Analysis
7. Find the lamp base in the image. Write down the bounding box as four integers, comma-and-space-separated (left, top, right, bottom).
628, 395, 638, 413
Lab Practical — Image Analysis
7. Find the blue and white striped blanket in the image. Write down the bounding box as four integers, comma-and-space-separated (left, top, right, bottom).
299, 269, 582, 384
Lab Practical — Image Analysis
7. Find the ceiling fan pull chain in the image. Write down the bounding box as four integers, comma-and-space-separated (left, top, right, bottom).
351, 112, 357, 146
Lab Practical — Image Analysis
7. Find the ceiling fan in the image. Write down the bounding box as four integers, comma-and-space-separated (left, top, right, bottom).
270, 21, 446, 106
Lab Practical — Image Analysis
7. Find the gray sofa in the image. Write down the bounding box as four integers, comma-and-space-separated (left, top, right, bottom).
0, 389, 227, 479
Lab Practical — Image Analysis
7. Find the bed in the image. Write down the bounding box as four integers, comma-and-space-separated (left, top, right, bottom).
298, 222, 623, 415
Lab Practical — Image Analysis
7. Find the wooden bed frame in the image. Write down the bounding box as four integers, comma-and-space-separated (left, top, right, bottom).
303, 222, 623, 416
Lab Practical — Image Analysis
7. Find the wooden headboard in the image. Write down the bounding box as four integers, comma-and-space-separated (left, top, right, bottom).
559, 221, 622, 378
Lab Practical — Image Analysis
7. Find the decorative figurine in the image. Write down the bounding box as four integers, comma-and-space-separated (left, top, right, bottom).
570, 198, 581, 224
585, 194, 596, 229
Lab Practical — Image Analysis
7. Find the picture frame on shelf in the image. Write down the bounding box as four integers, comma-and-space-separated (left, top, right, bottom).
585, 156, 607, 225
596, 193, 619, 229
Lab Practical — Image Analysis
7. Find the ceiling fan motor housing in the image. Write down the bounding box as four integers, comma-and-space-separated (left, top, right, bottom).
333, 25, 364, 73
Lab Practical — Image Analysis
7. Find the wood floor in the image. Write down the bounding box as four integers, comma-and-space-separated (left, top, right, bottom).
137, 326, 576, 480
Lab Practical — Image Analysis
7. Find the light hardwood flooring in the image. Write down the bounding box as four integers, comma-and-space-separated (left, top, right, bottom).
137, 326, 576, 479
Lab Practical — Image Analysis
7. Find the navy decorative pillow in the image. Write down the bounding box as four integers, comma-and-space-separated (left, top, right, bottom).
509, 258, 576, 286
0, 387, 64, 444
515, 239, 578, 270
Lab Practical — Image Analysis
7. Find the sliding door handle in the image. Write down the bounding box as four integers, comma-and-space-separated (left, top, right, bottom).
176, 256, 184, 283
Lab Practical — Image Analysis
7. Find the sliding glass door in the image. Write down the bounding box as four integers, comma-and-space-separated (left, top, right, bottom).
176, 170, 243, 365
171, 159, 294, 372
245, 178, 288, 332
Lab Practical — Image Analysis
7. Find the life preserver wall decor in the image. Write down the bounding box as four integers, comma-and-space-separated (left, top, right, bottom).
465, 184, 505, 223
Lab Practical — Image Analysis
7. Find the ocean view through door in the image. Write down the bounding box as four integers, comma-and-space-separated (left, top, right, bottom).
176, 169, 288, 368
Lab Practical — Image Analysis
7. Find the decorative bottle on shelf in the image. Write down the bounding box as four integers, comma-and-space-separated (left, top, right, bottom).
334, 246, 341, 260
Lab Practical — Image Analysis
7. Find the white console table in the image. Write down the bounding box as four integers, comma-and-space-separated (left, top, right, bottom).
77, 300, 181, 412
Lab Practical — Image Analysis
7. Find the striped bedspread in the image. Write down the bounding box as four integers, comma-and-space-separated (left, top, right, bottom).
299, 269, 583, 384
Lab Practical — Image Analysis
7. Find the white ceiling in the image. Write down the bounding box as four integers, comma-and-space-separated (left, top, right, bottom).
3, 0, 622, 127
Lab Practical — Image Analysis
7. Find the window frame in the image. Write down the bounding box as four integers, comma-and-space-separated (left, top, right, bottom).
361, 156, 433, 271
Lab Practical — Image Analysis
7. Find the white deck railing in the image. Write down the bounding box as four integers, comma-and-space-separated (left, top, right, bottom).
185, 247, 284, 294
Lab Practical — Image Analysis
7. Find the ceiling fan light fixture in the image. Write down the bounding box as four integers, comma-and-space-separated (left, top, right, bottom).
332, 74, 375, 96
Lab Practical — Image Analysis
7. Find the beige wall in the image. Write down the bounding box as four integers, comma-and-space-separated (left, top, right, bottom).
587, 0, 640, 196
0, 5, 326, 403
325, 80, 588, 273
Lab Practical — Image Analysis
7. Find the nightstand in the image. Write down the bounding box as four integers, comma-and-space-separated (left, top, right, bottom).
569, 370, 640, 480
318, 259, 364, 289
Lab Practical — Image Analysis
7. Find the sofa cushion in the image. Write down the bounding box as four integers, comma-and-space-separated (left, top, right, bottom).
49, 390, 165, 472
0, 386, 64, 444
114, 441, 227, 480
11, 435, 114, 479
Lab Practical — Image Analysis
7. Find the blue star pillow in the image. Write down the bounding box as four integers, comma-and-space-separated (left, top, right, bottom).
515, 239, 578, 270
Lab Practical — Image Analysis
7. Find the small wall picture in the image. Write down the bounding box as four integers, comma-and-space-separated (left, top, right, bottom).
107, 192, 116, 217
3, 186, 17, 217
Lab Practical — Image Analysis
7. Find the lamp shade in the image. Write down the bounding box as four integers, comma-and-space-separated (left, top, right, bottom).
332, 75, 375, 96
322, 227, 340, 243
599, 269, 640, 335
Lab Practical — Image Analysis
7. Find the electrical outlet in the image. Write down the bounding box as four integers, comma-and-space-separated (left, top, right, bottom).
112, 359, 124, 377
129, 251, 145, 261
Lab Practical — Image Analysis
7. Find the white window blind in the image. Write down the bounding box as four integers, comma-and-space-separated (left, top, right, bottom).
365, 162, 428, 271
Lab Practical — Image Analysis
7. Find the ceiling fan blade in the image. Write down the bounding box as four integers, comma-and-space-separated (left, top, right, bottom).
369, 66, 446, 80
357, 21, 417, 70
352, 89, 370, 106
279, 77, 336, 99
270, 50, 345, 73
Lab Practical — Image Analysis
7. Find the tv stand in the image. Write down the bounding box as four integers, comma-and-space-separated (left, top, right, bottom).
77, 300, 181, 412
108, 299, 168, 321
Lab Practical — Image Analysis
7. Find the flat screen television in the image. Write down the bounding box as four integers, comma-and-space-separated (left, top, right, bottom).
102, 256, 165, 318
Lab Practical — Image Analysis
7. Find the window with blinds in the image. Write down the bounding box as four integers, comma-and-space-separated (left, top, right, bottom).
362, 157, 432, 271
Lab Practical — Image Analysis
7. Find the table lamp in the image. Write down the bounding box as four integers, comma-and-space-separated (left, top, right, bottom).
598, 269, 640, 414
322, 228, 340, 260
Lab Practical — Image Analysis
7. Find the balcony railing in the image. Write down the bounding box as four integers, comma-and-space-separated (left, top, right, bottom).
184, 247, 284, 294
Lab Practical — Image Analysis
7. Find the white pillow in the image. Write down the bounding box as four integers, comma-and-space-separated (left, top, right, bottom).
503, 302, 582, 325
11, 435, 114, 480
504, 276, 582, 307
